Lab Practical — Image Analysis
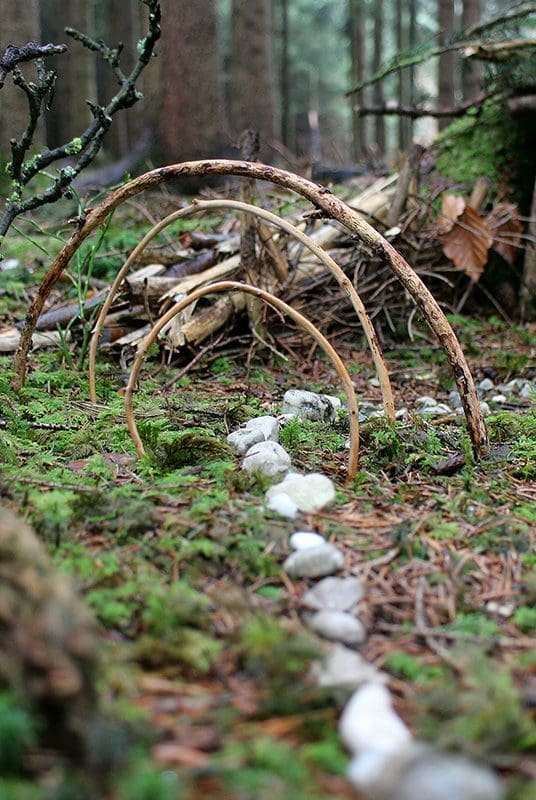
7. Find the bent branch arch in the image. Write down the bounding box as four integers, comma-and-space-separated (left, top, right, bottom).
124, 280, 360, 481
12, 159, 488, 457
88, 197, 395, 420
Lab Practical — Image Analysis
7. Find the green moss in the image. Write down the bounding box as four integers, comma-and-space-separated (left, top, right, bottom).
513, 607, 536, 634
436, 100, 535, 206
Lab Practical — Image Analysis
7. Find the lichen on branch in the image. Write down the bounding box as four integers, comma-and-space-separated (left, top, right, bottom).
0, 0, 161, 254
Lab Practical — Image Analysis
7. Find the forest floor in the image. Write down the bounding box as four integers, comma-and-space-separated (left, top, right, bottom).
0, 197, 535, 800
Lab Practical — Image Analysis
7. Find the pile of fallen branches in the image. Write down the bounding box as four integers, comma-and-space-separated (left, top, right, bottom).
24, 150, 523, 356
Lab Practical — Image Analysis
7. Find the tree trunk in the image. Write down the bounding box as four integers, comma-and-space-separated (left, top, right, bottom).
0, 0, 41, 156
40, 0, 96, 147
159, 0, 223, 163
461, 0, 483, 100
279, 0, 291, 150
349, 0, 367, 160
396, 0, 412, 151
438, 0, 456, 131
409, 0, 417, 108
373, 0, 386, 155
96, 0, 143, 159
229, 0, 276, 159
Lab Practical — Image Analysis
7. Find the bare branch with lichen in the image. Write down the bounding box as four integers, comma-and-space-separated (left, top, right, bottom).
0, 0, 161, 255
0, 41, 67, 88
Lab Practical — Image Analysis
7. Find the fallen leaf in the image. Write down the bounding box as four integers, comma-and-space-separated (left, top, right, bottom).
486, 202, 523, 264
438, 193, 466, 234
440, 206, 493, 282
152, 741, 211, 768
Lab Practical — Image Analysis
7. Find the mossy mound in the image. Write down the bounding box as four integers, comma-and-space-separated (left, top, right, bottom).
435, 100, 536, 209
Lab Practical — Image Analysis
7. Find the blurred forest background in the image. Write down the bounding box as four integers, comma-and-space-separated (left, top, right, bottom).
1, 0, 530, 170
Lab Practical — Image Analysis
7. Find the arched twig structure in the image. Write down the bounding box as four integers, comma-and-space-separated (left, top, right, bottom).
12, 159, 488, 457
88, 197, 395, 420
124, 280, 360, 481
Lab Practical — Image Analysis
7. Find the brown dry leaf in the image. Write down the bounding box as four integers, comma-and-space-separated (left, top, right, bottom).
438, 193, 466, 234
152, 741, 211, 768
486, 202, 523, 264
440, 205, 493, 282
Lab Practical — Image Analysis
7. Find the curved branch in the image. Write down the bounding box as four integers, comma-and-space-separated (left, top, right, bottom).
124, 280, 360, 481
13, 159, 487, 458
88, 198, 395, 420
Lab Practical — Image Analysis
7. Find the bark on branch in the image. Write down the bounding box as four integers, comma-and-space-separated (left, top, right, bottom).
0, 42, 67, 88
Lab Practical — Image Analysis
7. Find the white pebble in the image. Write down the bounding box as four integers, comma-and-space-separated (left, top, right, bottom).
266, 472, 336, 513
281, 389, 341, 422
289, 531, 325, 550
478, 378, 495, 392
502, 379, 523, 394
311, 644, 387, 690
339, 682, 412, 756
266, 492, 298, 518
520, 382, 534, 399
418, 403, 452, 416
283, 543, 344, 578
301, 576, 364, 612
491, 394, 507, 404
241, 440, 291, 480
391, 751, 505, 800
309, 610, 366, 645
227, 415, 280, 454
415, 395, 437, 407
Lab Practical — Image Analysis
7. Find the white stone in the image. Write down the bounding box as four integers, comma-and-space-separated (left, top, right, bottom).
311, 644, 387, 690
359, 404, 383, 421
266, 492, 298, 518
520, 382, 534, 399
347, 746, 504, 800
486, 600, 515, 618
478, 378, 495, 392
491, 394, 507, 404
265, 472, 336, 513
339, 682, 412, 756
241, 441, 291, 480
502, 379, 523, 394
301, 576, 364, 612
347, 750, 395, 790
1, 258, 19, 270
390, 751, 505, 800
289, 531, 325, 550
309, 610, 366, 645
415, 395, 437, 407
281, 389, 342, 422
479, 401, 491, 416
283, 543, 344, 578
419, 402, 452, 416
449, 390, 461, 407
227, 415, 280, 454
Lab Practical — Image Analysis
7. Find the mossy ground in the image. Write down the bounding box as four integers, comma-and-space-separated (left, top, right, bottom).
0, 209, 535, 799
